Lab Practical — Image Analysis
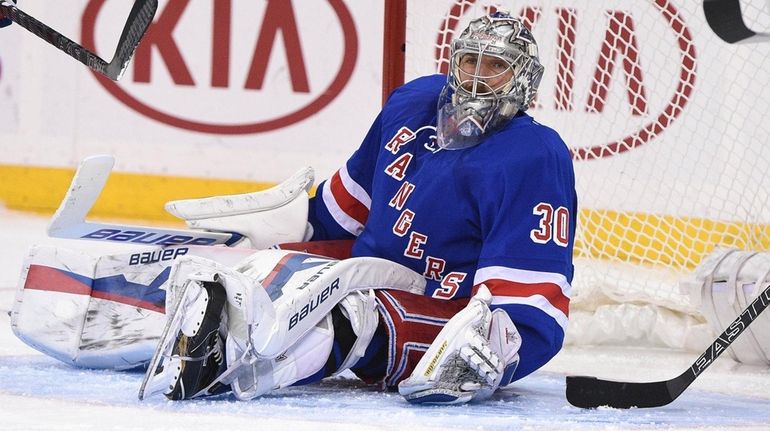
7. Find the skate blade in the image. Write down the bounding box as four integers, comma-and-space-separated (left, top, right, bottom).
138, 279, 199, 400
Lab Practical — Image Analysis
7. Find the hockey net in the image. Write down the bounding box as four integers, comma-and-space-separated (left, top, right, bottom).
395, 0, 770, 351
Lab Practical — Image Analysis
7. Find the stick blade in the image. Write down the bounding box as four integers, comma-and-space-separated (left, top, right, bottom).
703, 0, 770, 44
106, 0, 159, 80
566, 375, 675, 409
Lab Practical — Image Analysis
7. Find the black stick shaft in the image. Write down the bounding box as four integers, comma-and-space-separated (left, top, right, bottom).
0, 0, 157, 80
689, 282, 770, 378
0, 2, 109, 75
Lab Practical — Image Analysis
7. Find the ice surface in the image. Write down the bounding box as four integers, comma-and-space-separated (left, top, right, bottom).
1, 208, 769, 430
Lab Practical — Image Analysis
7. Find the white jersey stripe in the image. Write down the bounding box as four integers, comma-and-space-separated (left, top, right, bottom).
490, 294, 569, 331
474, 265, 571, 299
339, 165, 372, 209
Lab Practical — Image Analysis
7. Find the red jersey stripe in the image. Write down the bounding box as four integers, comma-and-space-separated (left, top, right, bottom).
473, 278, 570, 317
329, 171, 369, 225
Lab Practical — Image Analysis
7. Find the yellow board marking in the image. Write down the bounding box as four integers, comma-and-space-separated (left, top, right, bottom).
0, 164, 277, 223
2, 164, 768, 271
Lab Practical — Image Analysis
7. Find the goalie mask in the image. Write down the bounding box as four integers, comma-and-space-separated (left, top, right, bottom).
437, 12, 544, 150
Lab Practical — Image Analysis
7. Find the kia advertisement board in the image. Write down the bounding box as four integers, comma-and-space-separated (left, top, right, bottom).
0, 0, 382, 183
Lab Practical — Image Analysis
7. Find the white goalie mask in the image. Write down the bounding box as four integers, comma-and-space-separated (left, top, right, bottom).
437, 12, 544, 150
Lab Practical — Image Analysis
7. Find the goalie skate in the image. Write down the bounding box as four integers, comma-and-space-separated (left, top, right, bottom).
139, 275, 228, 400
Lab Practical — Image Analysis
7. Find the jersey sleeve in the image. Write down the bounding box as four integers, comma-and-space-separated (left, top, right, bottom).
307, 112, 382, 241
471, 130, 577, 382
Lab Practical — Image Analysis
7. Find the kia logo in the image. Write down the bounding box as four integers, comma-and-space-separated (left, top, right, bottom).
437, 0, 697, 160
81, 0, 358, 134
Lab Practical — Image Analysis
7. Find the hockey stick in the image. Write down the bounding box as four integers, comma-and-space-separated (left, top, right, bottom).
703, 0, 770, 44
0, 0, 158, 80
48, 155, 240, 247
566, 282, 770, 409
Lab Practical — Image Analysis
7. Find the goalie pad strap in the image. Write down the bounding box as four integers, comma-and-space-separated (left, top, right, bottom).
333, 289, 379, 374
224, 313, 335, 400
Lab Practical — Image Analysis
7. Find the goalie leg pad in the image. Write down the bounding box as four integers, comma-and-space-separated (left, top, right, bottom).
223, 288, 381, 399
231, 250, 425, 361
12, 243, 255, 371
11, 245, 167, 370
222, 289, 381, 399
220, 251, 423, 400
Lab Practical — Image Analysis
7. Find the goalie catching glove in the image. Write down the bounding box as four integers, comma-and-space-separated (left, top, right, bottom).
398, 285, 522, 404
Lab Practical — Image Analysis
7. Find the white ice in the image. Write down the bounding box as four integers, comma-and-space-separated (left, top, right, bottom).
1, 207, 769, 431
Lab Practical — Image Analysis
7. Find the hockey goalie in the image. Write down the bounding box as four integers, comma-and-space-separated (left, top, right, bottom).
11, 13, 577, 405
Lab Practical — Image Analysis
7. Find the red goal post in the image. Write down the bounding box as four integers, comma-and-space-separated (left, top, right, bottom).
382, 0, 770, 351
382, 0, 407, 105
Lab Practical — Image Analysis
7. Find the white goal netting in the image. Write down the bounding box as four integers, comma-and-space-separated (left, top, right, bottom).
402, 0, 770, 351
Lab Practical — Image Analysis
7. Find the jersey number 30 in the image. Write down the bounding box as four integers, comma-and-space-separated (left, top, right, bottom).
530, 202, 569, 247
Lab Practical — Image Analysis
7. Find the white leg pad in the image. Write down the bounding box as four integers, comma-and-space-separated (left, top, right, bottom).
225, 314, 334, 400
11, 245, 167, 370
231, 249, 425, 361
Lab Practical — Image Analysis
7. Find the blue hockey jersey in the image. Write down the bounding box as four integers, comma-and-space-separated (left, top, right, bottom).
308, 74, 577, 381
